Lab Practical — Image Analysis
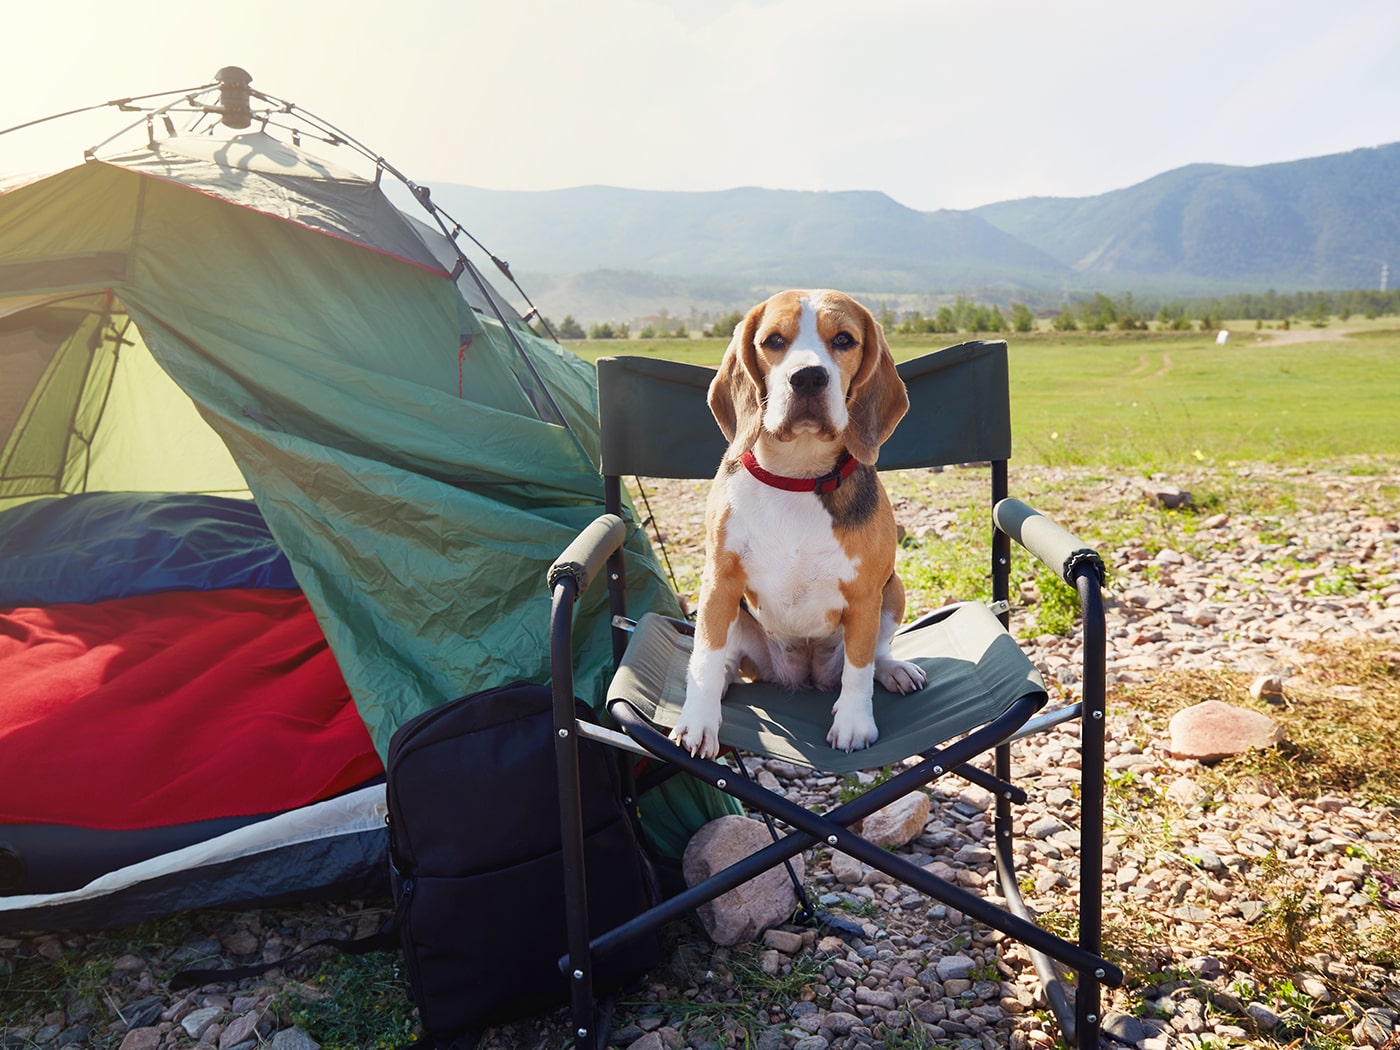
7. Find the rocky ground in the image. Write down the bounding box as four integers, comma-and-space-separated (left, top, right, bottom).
3, 459, 1398, 1050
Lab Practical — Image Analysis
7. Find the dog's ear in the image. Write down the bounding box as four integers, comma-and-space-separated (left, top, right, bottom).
707, 301, 766, 454
844, 305, 909, 466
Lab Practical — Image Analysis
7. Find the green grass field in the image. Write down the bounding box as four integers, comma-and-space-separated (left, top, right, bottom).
565, 324, 1400, 469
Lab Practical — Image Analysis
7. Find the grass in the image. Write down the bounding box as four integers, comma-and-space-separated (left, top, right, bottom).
0, 907, 414, 1050
1006, 332, 1399, 468
617, 940, 826, 1048
566, 323, 1400, 470
273, 951, 418, 1050
0, 913, 200, 1046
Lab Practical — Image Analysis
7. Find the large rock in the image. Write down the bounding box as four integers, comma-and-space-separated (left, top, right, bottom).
219, 1011, 262, 1050
683, 815, 804, 946
1168, 700, 1285, 761
829, 849, 864, 886
856, 790, 931, 848
118, 1030, 161, 1050
1141, 481, 1192, 509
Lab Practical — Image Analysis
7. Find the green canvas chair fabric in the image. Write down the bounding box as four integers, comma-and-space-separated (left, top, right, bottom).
595, 342, 1011, 478
611, 604, 1046, 774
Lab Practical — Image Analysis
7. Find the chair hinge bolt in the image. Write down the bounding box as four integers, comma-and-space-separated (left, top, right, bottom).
578, 1028, 589, 1039
827, 835, 838, 846
558, 728, 569, 738
573, 969, 584, 979
1086, 1014, 1098, 1025
933, 765, 944, 775
716, 778, 727, 789
1092, 710, 1103, 720
1094, 968, 1105, 979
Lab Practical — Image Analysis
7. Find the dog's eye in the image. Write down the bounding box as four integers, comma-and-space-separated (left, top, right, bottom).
761, 333, 788, 351
831, 332, 856, 350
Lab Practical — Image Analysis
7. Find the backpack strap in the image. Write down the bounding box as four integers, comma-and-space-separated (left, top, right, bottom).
168, 921, 396, 990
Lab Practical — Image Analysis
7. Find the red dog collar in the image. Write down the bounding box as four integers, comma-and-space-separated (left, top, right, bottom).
740, 450, 858, 495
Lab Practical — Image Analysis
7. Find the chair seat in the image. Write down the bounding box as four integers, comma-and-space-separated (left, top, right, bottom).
609, 602, 1047, 774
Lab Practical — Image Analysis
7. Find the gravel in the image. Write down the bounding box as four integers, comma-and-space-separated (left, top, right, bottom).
3, 459, 1397, 1050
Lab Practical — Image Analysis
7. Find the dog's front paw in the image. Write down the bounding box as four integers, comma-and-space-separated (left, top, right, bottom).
826, 705, 878, 753
669, 709, 722, 760
877, 657, 927, 694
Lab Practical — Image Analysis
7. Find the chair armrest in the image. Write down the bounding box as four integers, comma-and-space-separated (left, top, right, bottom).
994, 498, 1105, 587
547, 514, 627, 596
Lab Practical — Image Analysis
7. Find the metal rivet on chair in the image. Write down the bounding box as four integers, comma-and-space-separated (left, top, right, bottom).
933, 765, 944, 775
716, 778, 727, 789
573, 969, 584, 980
1092, 710, 1103, 720
578, 1028, 589, 1039
558, 728, 569, 737
1094, 969, 1105, 978
827, 835, 838, 845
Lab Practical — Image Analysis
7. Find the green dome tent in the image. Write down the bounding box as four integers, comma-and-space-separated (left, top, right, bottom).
0, 73, 727, 927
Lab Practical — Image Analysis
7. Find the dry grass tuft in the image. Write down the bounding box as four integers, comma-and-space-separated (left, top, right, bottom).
1117, 637, 1400, 805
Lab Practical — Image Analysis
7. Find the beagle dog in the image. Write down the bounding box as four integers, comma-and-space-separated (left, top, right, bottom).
670, 289, 927, 759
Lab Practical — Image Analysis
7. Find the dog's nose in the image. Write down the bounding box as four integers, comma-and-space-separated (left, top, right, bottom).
790, 366, 829, 394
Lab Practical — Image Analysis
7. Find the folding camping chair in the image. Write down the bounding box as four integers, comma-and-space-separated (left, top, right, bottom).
547, 339, 1122, 1050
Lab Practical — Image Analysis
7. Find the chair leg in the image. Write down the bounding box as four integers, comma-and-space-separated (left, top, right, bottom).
994, 742, 1086, 1044
551, 585, 602, 1050
554, 716, 601, 1050
1074, 568, 1109, 1050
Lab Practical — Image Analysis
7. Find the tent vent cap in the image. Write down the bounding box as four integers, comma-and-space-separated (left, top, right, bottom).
215, 66, 253, 129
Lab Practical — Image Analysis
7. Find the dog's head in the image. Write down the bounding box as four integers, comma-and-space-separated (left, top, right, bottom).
708, 289, 908, 465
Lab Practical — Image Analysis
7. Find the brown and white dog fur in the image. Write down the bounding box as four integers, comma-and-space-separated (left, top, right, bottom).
669, 289, 927, 760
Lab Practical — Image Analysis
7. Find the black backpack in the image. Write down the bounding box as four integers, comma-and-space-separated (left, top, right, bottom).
385, 681, 661, 1048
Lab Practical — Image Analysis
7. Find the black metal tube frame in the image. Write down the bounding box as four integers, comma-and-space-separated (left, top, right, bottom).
550, 577, 604, 1050
560, 696, 1121, 987
551, 456, 1120, 1050
989, 561, 1110, 1049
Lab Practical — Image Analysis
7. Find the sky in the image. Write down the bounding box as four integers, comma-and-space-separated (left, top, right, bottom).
3, 0, 1398, 212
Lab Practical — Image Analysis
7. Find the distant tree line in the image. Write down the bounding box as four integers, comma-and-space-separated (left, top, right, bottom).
1170, 287, 1400, 323
889, 296, 1016, 335
538, 286, 1399, 341
540, 312, 688, 340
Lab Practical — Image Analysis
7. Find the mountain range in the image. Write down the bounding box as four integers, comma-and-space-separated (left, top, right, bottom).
409, 143, 1400, 323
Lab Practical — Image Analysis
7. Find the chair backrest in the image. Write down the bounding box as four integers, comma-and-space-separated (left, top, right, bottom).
596, 339, 1011, 479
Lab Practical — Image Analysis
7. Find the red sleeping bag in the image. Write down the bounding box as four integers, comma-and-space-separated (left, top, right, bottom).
0, 587, 384, 831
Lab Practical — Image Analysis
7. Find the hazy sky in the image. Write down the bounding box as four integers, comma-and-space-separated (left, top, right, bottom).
3, 0, 1397, 212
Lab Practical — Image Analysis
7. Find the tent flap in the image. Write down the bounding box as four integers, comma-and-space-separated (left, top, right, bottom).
0, 134, 684, 754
